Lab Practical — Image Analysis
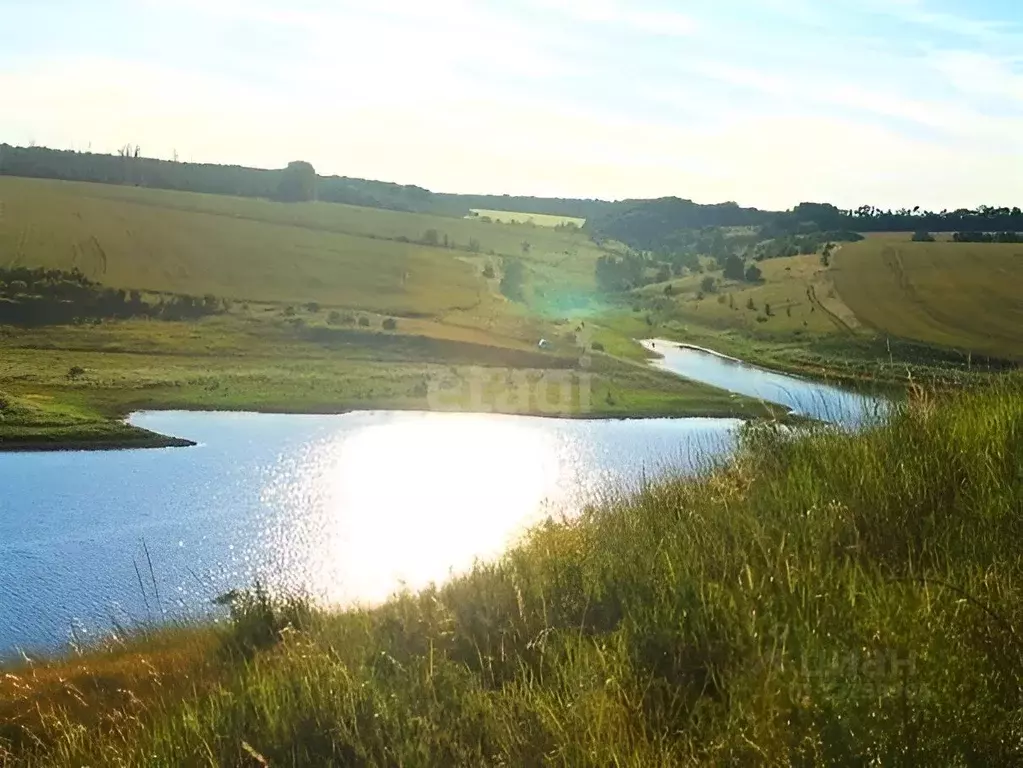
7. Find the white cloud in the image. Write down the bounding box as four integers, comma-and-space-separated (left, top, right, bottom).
531, 0, 698, 37
927, 50, 1023, 104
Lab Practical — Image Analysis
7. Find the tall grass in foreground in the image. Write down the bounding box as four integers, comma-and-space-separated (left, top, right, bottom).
4, 378, 1023, 766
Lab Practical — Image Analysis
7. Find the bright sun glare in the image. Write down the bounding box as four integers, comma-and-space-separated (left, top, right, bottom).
263, 413, 573, 606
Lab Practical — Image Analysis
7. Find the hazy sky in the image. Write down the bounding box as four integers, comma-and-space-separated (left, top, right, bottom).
2, 0, 1022, 209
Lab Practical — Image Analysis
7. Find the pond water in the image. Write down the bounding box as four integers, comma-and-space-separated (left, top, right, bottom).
0, 411, 740, 653
0, 342, 883, 654
643, 340, 887, 426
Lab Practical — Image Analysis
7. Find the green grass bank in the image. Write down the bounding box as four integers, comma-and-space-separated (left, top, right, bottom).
4, 376, 1023, 765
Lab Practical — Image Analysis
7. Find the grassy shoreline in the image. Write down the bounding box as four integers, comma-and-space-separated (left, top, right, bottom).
4, 376, 1021, 764
0, 431, 195, 452
0, 389, 782, 453
0, 321, 799, 451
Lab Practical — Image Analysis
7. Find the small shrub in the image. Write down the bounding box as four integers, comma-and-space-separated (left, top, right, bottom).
283, 306, 296, 317
327, 311, 342, 325
215, 583, 313, 660
305, 302, 320, 313
912, 230, 935, 242
382, 317, 397, 331
746, 297, 756, 311
701, 276, 717, 293
358, 316, 371, 327
591, 341, 605, 352
66, 365, 86, 381
482, 265, 496, 279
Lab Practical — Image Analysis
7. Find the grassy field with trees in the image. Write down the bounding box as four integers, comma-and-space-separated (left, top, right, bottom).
3, 152, 1023, 448
4, 379, 1022, 764
0, 176, 781, 448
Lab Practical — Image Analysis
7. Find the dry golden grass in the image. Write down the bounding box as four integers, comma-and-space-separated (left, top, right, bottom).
832, 239, 1023, 360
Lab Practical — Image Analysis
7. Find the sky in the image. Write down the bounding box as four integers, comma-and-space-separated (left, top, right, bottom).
2, 0, 1022, 209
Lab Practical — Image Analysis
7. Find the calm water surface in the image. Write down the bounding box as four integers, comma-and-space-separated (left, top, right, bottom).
643, 340, 887, 426
0, 411, 738, 652
0, 343, 883, 653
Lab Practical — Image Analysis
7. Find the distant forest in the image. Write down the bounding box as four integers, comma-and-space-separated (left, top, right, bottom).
3, 144, 1022, 254
0, 144, 613, 220
586, 199, 1023, 253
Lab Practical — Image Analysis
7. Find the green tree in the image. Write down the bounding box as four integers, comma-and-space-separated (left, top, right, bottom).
275, 161, 316, 202
723, 254, 746, 281
500, 258, 527, 302
744, 263, 763, 283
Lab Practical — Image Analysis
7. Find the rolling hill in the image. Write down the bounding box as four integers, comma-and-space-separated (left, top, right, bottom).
831, 240, 1023, 361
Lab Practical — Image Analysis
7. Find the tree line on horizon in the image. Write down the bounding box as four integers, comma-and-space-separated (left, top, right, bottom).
0, 144, 613, 219
587, 199, 1023, 254
3, 143, 1021, 251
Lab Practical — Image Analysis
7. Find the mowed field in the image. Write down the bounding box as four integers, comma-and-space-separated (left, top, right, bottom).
0, 178, 607, 318
832, 240, 1023, 360
470, 209, 586, 228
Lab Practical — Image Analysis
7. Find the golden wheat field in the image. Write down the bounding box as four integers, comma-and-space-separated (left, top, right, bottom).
832, 239, 1023, 360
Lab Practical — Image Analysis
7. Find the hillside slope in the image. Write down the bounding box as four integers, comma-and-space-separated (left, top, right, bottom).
0, 176, 613, 314
832, 240, 1023, 361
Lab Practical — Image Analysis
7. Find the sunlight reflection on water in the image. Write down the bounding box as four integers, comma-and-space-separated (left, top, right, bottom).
249, 412, 732, 607
3, 408, 738, 651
